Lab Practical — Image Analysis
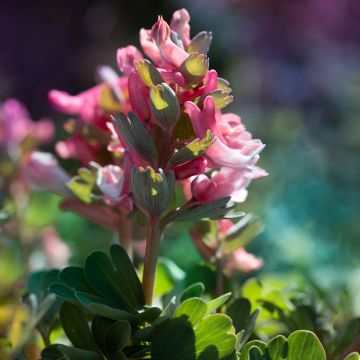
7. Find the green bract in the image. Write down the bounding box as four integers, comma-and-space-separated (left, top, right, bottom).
149, 83, 180, 130
112, 112, 158, 165
131, 167, 175, 217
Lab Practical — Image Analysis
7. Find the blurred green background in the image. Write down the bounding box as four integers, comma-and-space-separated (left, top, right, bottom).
1, 0, 359, 307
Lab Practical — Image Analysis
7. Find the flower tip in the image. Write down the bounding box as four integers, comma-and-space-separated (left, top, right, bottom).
151, 16, 171, 45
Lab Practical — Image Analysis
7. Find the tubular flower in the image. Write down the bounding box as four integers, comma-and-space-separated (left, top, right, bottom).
22, 151, 71, 196
185, 96, 266, 170
0, 99, 54, 149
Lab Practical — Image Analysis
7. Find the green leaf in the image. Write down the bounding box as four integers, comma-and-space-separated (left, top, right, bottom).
174, 298, 207, 326
248, 346, 264, 360
112, 112, 158, 164
154, 296, 177, 325
41, 344, 64, 359
151, 317, 196, 360
169, 130, 214, 167
74, 291, 139, 323
344, 353, 360, 360
59, 303, 98, 351
180, 283, 205, 302
134, 59, 164, 86
266, 335, 287, 360
105, 320, 131, 354
59, 266, 95, 294
27, 270, 63, 339
239, 340, 266, 360
180, 52, 209, 88
57, 345, 102, 360
227, 298, 260, 350
150, 83, 180, 129
170, 197, 235, 222
194, 314, 236, 359
287, 330, 326, 360
206, 293, 232, 314
132, 167, 175, 217
91, 316, 113, 355
187, 31, 213, 54
137, 306, 162, 324
84, 245, 144, 312
49, 283, 77, 303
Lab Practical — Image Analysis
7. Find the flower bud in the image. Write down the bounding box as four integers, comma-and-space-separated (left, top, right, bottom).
151, 16, 171, 46
149, 83, 180, 130
180, 52, 209, 88
117, 45, 143, 75
132, 167, 175, 216
174, 157, 207, 180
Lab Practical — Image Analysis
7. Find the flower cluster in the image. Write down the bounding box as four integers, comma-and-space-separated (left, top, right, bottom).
25, 9, 267, 281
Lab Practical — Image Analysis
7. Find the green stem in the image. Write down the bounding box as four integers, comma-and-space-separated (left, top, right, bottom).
142, 216, 161, 305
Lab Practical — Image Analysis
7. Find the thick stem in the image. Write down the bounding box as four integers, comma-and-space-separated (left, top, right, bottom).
161, 127, 173, 170
142, 216, 161, 305
118, 210, 133, 260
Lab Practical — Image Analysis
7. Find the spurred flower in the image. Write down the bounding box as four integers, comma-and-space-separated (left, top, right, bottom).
0, 99, 54, 148
185, 96, 266, 170
23, 151, 71, 196
191, 166, 265, 203
225, 248, 263, 275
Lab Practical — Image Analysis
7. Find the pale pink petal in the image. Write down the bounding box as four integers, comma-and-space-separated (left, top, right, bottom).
170, 9, 191, 48
117, 45, 143, 75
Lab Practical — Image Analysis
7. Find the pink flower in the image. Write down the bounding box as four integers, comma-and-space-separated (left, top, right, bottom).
128, 72, 150, 121
173, 157, 207, 180
55, 136, 98, 166
48, 76, 129, 124
96, 164, 124, 199
117, 45, 143, 75
191, 166, 264, 203
41, 227, 70, 268
0, 99, 54, 148
151, 16, 188, 68
170, 9, 191, 48
23, 151, 71, 196
185, 96, 266, 170
225, 248, 263, 275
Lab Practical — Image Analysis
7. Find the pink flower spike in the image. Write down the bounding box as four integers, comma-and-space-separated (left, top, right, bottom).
225, 248, 263, 275
170, 9, 191, 48
23, 151, 71, 196
117, 45, 143, 75
174, 157, 207, 180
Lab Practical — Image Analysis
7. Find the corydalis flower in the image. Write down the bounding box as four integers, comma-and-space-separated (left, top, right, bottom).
0, 99, 53, 150
23, 151, 71, 196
